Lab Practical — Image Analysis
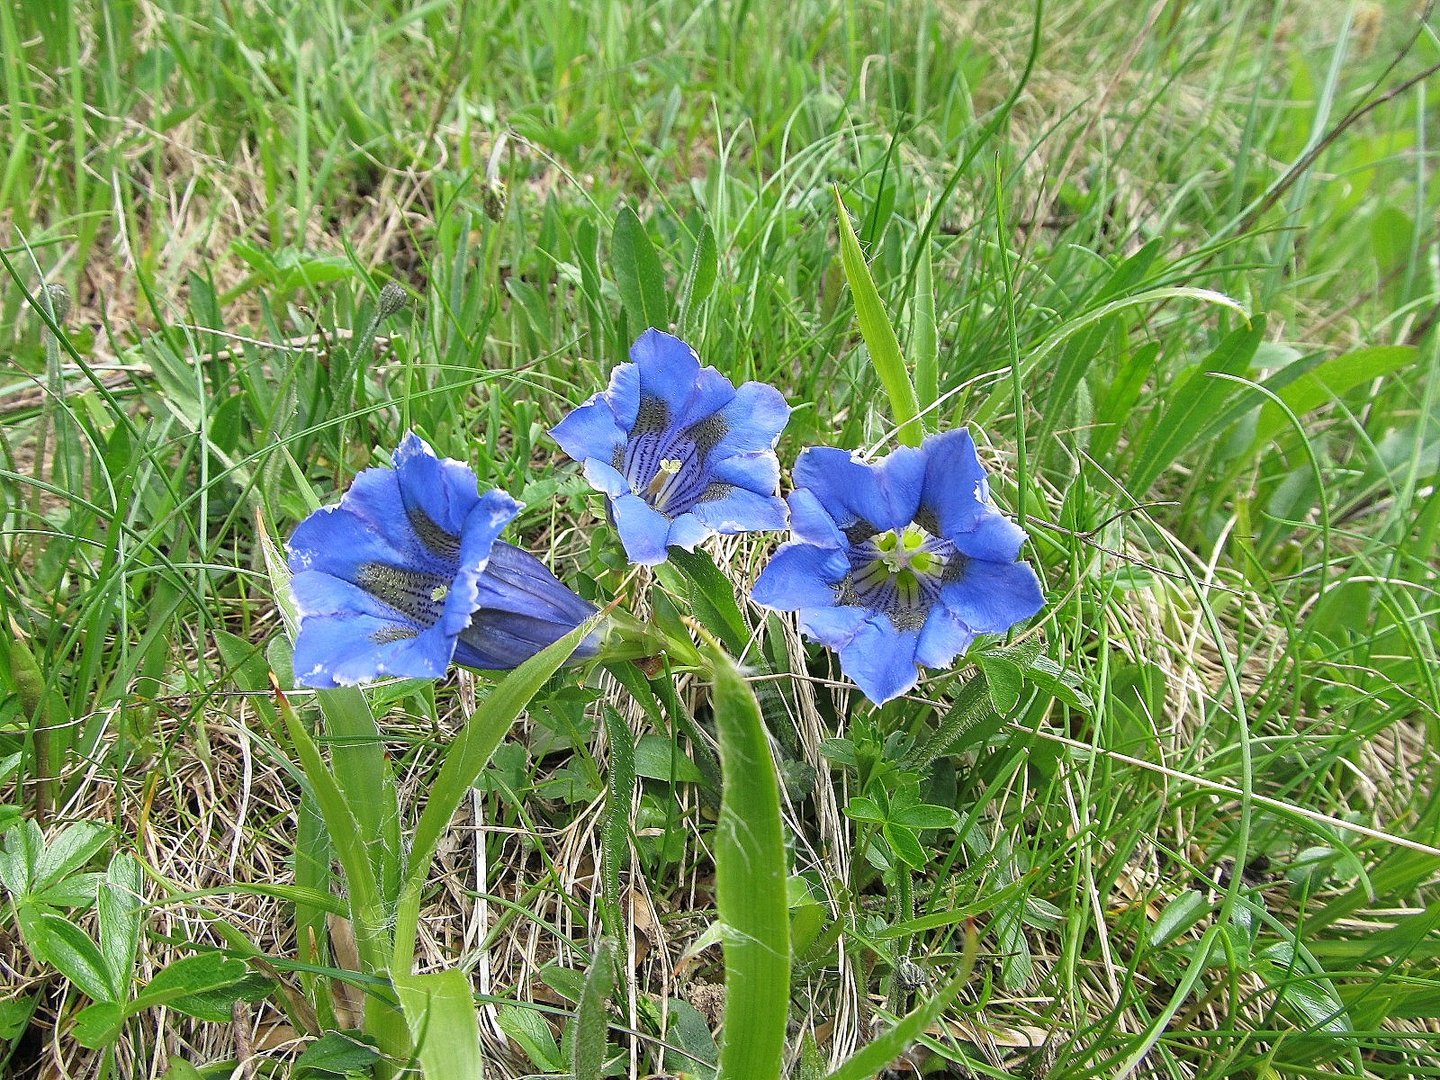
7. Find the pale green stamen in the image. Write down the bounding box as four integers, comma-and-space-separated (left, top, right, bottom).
643, 458, 685, 511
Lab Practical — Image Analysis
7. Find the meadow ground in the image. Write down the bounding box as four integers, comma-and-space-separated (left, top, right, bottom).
2, 1, 1439, 1077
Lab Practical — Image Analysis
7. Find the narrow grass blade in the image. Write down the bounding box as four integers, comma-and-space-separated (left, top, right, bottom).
679, 220, 717, 330
1128, 318, 1265, 493
709, 647, 790, 1080
393, 618, 599, 973
833, 186, 923, 447
823, 923, 977, 1080
912, 230, 938, 414
393, 969, 484, 1080
266, 674, 386, 970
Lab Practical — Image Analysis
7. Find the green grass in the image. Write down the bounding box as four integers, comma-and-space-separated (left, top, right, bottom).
3, 0, 1439, 1077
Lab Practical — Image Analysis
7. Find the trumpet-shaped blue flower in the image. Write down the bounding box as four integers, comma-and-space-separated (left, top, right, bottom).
287, 433, 598, 688
550, 329, 789, 566
752, 429, 1044, 705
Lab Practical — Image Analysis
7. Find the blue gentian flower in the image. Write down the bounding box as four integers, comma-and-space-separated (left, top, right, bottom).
549, 329, 790, 566
287, 433, 599, 687
751, 429, 1044, 705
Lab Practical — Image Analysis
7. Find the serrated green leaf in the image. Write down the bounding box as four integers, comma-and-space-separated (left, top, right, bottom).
71, 1001, 124, 1049
890, 803, 960, 831
978, 654, 1024, 714
34, 821, 110, 893
293, 1030, 380, 1075
97, 853, 144, 997
20, 909, 115, 1002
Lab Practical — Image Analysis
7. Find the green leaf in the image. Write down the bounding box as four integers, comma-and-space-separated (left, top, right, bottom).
822, 970, 970, 1080
710, 647, 790, 1080
833, 186, 922, 446
843, 796, 886, 824
601, 710, 636, 941
293, 1031, 381, 1075
883, 823, 929, 869
666, 549, 750, 656
97, 853, 144, 998
1128, 319, 1265, 493
72, 1002, 124, 1049
394, 968, 485, 1080
135, 954, 250, 1009
497, 1004, 564, 1073
34, 820, 110, 893
613, 207, 670, 334
161, 1060, 206, 1080
571, 939, 615, 1080
0, 820, 42, 896
20, 908, 116, 1002
633, 734, 704, 784
1252, 344, 1418, 448
978, 653, 1025, 715
395, 618, 600, 973
911, 232, 938, 414
679, 221, 718, 327
0, 994, 35, 1041
890, 803, 960, 831
1151, 890, 1210, 948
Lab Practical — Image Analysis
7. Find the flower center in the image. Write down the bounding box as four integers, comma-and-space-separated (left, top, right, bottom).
643, 458, 686, 512
841, 524, 962, 631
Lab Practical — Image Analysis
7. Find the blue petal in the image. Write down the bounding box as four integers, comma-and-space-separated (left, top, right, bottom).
914, 602, 977, 670
711, 380, 790, 459
290, 572, 455, 687
474, 542, 598, 626
454, 541, 600, 670
629, 329, 736, 429
786, 490, 845, 549
581, 459, 630, 498
289, 462, 442, 579
793, 445, 925, 533
440, 488, 523, 636
752, 542, 848, 610
708, 449, 780, 498
917, 429, 1027, 559
392, 432, 481, 540
663, 511, 711, 553
938, 558, 1045, 635
835, 615, 922, 705
288, 501, 408, 582
796, 604, 869, 652
689, 483, 786, 534
549, 393, 626, 465
950, 511, 1029, 563
916, 429, 987, 534
611, 494, 676, 565
292, 569, 406, 624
